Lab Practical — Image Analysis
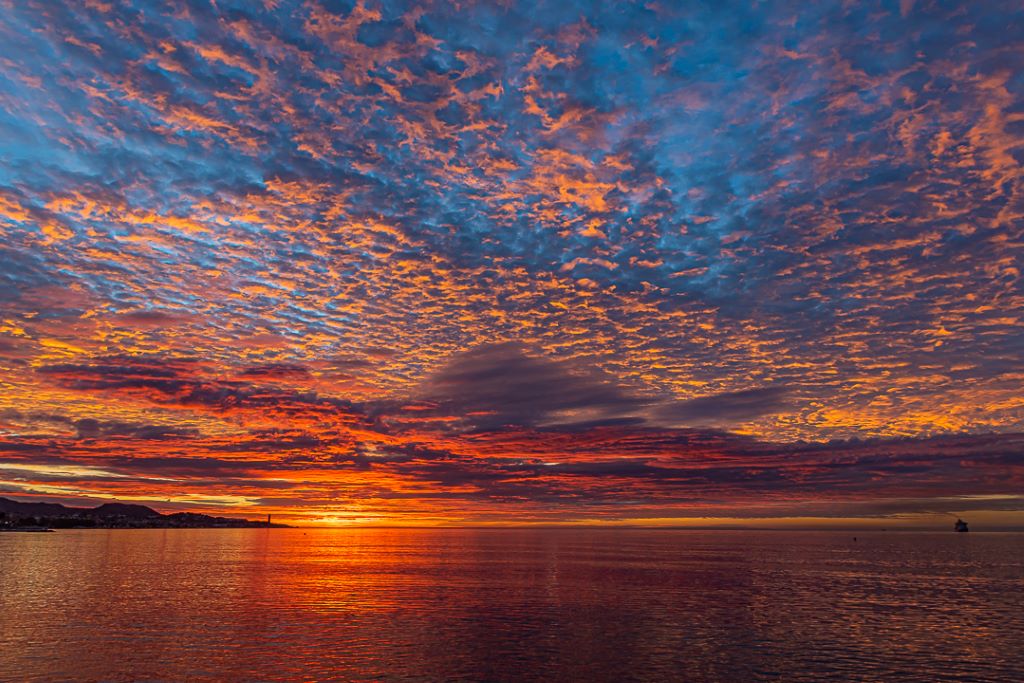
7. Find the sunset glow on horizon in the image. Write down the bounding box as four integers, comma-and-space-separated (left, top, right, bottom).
1, 0, 1023, 527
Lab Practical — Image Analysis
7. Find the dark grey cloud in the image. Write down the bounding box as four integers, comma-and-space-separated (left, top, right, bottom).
420, 342, 646, 429
654, 387, 791, 426
404, 344, 795, 431
239, 364, 312, 380
73, 419, 199, 440
36, 355, 363, 417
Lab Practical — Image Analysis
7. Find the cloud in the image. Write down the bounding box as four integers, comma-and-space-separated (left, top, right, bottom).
73, 419, 199, 440
408, 343, 789, 431
418, 342, 645, 429
238, 364, 313, 382
653, 387, 792, 426
0, 0, 1022, 523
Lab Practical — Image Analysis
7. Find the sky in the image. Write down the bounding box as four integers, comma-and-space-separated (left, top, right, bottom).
1, 0, 1022, 526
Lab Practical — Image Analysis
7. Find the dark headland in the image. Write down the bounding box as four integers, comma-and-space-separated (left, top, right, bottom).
0, 496, 287, 529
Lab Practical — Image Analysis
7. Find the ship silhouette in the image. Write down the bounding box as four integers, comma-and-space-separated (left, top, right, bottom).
954, 518, 969, 532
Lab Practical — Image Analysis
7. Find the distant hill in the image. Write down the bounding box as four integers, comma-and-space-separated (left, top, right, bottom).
0, 497, 285, 529
0, 498, 72, 517
91, 502, 161, 519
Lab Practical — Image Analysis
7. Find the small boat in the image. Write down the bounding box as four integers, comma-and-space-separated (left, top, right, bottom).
0, 526, 54, 532
954, 518, 969, 533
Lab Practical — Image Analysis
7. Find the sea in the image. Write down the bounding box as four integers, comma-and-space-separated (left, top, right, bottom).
1, 528, 1022, 682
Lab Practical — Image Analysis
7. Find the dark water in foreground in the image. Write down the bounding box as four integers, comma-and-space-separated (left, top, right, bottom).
1, 529, 1022, 682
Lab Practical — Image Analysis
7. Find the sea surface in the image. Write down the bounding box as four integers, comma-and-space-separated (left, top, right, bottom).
0, 529, 1022, 682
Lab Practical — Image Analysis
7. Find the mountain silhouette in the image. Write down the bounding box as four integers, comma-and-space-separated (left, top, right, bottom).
0, 497, 282, 528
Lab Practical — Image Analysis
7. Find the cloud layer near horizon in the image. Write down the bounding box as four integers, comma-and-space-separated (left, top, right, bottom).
1, 347, 1022, 524
1, 0, 1023, 522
